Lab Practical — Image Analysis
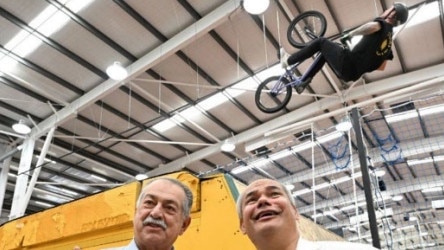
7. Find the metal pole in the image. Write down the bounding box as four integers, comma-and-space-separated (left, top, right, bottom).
18, 127, 55, 216
351, 108, 380, 248
9, 137, 35, 220
0, 146, 12, 218
0, 147, 20, 163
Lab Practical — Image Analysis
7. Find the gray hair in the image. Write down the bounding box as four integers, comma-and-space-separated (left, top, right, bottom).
137, 177, 193, 218
236, 180, 296, 219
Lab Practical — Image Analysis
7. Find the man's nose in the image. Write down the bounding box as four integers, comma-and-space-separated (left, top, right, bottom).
150, 203, 163, 218
257, 195, 270, 207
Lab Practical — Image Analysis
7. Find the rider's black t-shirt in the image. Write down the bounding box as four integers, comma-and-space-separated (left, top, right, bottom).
348, 17, 394, 80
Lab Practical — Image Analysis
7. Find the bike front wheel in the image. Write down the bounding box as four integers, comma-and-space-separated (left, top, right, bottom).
287, 10, 327, 48
255, 76, 292, 113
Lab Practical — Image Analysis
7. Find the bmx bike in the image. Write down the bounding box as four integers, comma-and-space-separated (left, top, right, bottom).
255, 11, 328, 113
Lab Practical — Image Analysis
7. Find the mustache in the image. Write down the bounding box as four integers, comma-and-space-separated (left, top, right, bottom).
142, 216, 167, 230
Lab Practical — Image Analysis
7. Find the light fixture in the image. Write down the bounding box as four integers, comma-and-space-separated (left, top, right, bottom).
12, 120, 31, 134
373, 169, 386, 177
135, 173, 148, 181
221, 139, 235, 152
243, 0, 270, 15
335, 116, 352, 132
285, 184, 295, 191
106, 61, 128, 80
392, 194, 404, 201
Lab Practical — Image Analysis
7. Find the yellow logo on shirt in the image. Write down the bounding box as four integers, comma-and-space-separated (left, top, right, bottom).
377, 32, 392, 56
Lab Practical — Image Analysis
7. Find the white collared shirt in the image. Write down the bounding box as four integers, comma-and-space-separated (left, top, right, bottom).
297, 237, 379, 250
101, 239, 138, 250
102, 239, 175, 250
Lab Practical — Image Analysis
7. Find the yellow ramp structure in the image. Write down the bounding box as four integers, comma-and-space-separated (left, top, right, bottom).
0, 172, 342, 249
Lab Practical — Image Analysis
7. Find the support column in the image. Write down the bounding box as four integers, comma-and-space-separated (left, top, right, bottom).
351, 108, 380, 248
9, 137, 35, 219
18, 127, 55, 215
0, 145, 11, 222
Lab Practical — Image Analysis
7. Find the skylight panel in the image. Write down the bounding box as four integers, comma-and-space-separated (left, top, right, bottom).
404, 1, 439, 28
198, 92, 227, 110
225, 77, 257, 98
152, 119, 176, 133
385, 110, 418, 123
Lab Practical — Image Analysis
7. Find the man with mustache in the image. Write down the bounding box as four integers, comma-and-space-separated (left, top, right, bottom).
237, 179, 378, 250
109, 177, 193, 250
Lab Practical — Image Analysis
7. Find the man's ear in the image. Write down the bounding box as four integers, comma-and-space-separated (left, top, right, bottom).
292, 205, 300, 221
179, 217, 192, 235
240, 218, 247, 234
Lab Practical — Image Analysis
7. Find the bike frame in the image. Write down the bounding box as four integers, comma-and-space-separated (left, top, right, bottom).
272, 52, 323, 95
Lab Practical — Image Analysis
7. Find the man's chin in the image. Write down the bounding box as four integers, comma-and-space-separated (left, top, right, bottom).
139, 231, 165, 243
253, 219, 281, 233
143, 225, 166, 234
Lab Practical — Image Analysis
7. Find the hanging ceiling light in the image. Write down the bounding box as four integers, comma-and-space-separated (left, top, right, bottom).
335, 116, 352, 132
106, 61, 128, 80
285, 184, 295, 191
12, 120, 31, 134
221, 139, 235, 152
135, 173, 148, 181
392, 194, 404, 201
243, 0, 270, 15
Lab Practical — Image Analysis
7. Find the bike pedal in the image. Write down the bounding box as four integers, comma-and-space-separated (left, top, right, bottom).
295, 77, 312, 94
295, 86, 305, 94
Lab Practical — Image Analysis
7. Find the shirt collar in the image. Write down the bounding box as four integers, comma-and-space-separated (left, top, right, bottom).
128, 239, 175, 250
296, 237, 319, 250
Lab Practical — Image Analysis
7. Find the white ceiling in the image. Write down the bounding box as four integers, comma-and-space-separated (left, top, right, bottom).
0, 0, 444, 249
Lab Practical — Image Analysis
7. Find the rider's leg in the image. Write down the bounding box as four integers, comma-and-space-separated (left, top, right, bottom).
304, 56, 325, 80
287, 37, 328, 65
295, 57, 325, 94
319, 39, 348, 79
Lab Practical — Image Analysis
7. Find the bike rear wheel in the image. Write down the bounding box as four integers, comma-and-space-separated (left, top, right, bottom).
287, 11, 327, 48
255, 76, 292, 113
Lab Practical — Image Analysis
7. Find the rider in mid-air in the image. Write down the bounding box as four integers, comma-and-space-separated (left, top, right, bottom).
280, 3, 409, 94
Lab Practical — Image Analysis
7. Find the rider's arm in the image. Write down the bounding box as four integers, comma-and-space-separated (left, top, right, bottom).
348, 21, 382, 37
377, 60, 388, 71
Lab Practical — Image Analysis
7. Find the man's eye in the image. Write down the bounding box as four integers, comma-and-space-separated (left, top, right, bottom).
166, 206, 177, 212
245, 198, 257, 204
271, 192, 281, 197
144, 200, 155, 206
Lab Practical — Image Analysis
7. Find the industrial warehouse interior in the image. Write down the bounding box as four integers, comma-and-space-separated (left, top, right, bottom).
0, 0, 443, 249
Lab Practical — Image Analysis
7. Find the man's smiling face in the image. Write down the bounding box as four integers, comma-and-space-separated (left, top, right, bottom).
240, 179, 299, 238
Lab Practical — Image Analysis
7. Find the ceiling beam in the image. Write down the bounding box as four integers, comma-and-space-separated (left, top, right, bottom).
28, 0, 242, 139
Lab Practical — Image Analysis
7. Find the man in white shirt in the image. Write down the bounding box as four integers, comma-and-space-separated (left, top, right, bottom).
236, 178, 379, 250
107, 177, 193, 250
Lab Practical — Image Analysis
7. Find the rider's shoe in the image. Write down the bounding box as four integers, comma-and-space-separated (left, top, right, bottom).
280, 48, 290, 68
295, 77, 312, 94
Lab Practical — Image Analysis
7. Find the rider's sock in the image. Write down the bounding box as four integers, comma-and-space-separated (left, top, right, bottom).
280, 48, 289, 68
